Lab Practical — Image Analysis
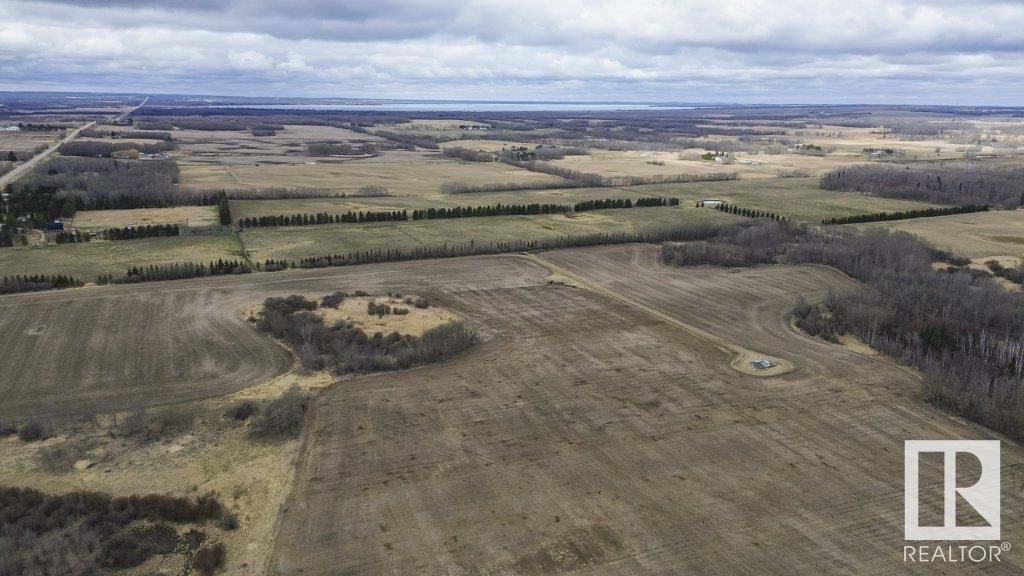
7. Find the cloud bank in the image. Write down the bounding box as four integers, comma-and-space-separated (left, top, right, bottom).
2, 0, 1023, 104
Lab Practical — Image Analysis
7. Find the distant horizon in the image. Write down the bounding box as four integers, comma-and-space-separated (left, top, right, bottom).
1, 90, 1021, 111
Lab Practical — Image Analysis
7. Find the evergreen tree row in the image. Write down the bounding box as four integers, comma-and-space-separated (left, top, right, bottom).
634, 197, 681, 207
1, 274, 83, 294
97, 258, 252, 284
573, 198, 634, 212
713, 203, 786, 221
105, 224, 181, 240
821, 204, 988, 225
55, 230, 92, 244
411, 203, 570, 220
238, 210, 408, 229
290, 224, 723, 270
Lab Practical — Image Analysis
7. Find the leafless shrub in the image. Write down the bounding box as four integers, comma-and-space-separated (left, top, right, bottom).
38, 441, 86, 474
192, 541, 226, 575
249, 386, 308, 439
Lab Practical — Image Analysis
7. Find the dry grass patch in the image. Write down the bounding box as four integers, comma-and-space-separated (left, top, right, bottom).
856, 209, 1024, 259
320, 295, 456, 336
180, 161, 565, 196
68, 205, 219, 231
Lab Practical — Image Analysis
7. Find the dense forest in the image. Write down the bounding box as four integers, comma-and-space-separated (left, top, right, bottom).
8, 157, 210, 220
820, 162, 1024, 208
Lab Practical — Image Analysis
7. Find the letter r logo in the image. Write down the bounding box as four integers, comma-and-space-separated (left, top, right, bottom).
905, 440, 1000, 540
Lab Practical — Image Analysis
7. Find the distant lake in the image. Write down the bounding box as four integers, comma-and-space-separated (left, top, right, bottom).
206, 102, 696, 112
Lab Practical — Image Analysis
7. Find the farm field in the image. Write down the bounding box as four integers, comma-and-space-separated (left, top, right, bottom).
0, 233, 242, 279
441, 138, 538, 151
4, 245, 1024, 573
172, 124, 386, 165
227, 177, 938, 224
0, 129, 62, 153
0, 254, 545, 419
179, 159, 566, 195
265, 245, 1024, 574
238, 207, 739, 262
68, 205, 220, 231
855, 209, 1024, 259
549, 148, 862, 179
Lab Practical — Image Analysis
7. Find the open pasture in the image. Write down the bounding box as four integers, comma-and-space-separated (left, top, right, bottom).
0, 233, 242, 279
180, 159, 566, 196
856, 208, 1024, 259
0, 130, 62, 153
68, 205, 220, 231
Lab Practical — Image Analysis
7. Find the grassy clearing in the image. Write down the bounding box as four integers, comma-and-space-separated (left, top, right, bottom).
68, 206, 220, 231
855, 209, 1024, 259
179, 160, 565, 196
239, 207, 739, 262
0, 233, 244, 279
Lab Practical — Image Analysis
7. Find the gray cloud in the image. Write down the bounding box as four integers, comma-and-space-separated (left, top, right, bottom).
2, 0, 1024, 103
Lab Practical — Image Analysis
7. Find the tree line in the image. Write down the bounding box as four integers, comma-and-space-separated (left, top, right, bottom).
58, 140, 176, 158
712, 203, 786, 221
821, 204, 989, 225
412, 203, 569, 219
238, 210, 408, 229
96, 259, 252, 284
820, 162, 1024, 209
238, 197, 680, 228
105, 224, 181, 240
55, 230, 91, 244
1, 274, 84, 294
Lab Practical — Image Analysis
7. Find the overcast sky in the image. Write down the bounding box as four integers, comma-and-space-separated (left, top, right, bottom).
1, 0, 1023, 104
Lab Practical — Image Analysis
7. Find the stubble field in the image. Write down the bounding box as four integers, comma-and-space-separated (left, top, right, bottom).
3, 245, 1024, 574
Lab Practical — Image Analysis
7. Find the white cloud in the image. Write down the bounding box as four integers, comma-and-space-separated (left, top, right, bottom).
0, 0, 1023, 103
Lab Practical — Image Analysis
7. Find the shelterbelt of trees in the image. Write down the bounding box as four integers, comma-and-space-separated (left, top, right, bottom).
821, 204, 988, 225
237, 197, 680, 229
